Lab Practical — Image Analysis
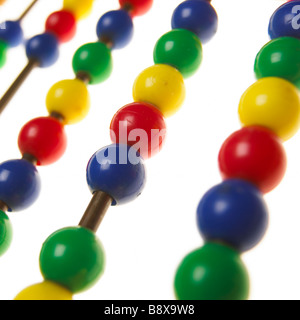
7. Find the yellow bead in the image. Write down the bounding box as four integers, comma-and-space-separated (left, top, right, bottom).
14, 281, 73, 300
63, 0, 94, 20
46, 79, 90, 125
132, 64, 186, 117
238, 77, 300, 141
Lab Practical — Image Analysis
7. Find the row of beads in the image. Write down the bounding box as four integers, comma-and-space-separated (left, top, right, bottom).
0, 0, 94, 68
174, 0, 300, 300
0, 0, 153, 263
14, 0, 219, 300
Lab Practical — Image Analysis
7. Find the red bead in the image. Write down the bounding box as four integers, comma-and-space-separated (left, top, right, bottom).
110, 102, 166, 159
18, 117, 67, 166
218, 126, 287, 194
45, 10, 77, 43
119, 0, 153, 17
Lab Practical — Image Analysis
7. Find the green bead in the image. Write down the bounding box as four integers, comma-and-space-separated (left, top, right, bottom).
39, 226, 105, 293
254, 37, 300, 89
0, 210, 12, 256
0, 40, 8, 68
174, 242, 249, 300
72, 42, 113, 85
153, 29, 202, 78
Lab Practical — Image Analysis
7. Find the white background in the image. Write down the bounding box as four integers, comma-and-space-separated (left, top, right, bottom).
0, 0, 298, 300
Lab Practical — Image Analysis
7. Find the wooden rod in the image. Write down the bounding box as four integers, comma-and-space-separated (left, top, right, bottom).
79, 191, 113, 233
18, 0, 39, 21
0, 59, 39, 114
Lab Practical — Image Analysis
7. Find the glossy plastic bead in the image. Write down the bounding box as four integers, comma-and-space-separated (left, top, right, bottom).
218, 126, 287, 194
0, 159, 41, 211
174, 243, 249, 300
254, 37, 300, 89
196, 179, 268, 252
25, 33, 59, 68
0, 39, 7, 68
63, 0, 94, 20
14, 281, 73, 300
18, 117, 67, 166
0, 20, 23, 47
86, 144, 146, 205
46, 79, 90, 125
72, 42, 113, 84
171, 0, 218, 44
153, 29, 202, 78
39, 226, 105, 293
238, 77, 300, 141
0, 210, 12, 256
45, 10, 77, 43
132, 64, 185, 118
96, 10, 133, 50
119, 0, 153, 17
269, 1, 300, 39
110, 102, 167, 159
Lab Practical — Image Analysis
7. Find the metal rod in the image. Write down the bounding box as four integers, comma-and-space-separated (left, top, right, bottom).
79, 191, 113, 233
0, 59, 39, 114
18, 0, 39, 22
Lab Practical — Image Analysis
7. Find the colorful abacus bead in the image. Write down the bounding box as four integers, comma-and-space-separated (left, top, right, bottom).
238, 77, 300, 141
45, 10, 77, 43
18, 117, 67, 166
119, 0, 153, 17
218, 126, 287, 194
0, 159, 41, 212
72, 42, 113, 84
110, 102, 167, 159
0, 210, 12, 256
63, 0, 94, 20
269, 1, 300, 39
196, 179, 269, 252
86, 144, 146, 205
133, 64, 186, 117
171, 0, 218, 44
15, 281, 73, 300
174, 243, 249, 300
25, 33, 59, 68
0, 40, 7, 68
39, 226, 105, 293
153, 29, 203, 78
254, 37, 300, 89
46, 79, 90, 125
0, 20, 23, 47
96, 10, 133, 49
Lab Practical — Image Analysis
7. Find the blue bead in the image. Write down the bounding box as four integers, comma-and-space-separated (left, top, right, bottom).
25, 32, 59, 68
86, 144, 146, 205
196, 179, 268, 252
269, 1, 300, 39
171, 0, 218, 44
96, 10, 133, 50
0, 159, 41, 212
0, 20, 23, 47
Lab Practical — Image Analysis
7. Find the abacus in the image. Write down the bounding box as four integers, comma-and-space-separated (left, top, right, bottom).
0, 0, 298, 302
